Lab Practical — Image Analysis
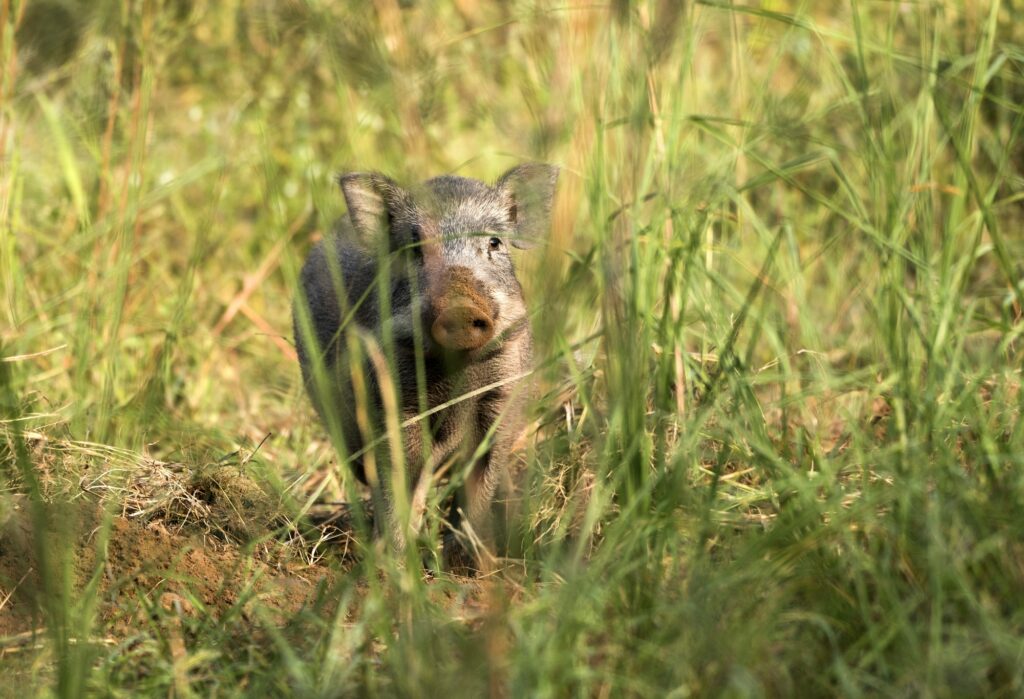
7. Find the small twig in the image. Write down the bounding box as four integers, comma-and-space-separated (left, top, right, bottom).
0, 572, 28, 615
0, 629, 118, 652
1, 344, 67, 363
213, 209, 311, 336
238, 304, 299, 362
241, 432, 272, 468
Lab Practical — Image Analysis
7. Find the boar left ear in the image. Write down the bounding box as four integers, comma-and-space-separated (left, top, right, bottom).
336, 171, 410, 245
496, 163, 559, 249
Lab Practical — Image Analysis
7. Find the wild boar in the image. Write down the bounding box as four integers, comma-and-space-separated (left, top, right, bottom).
294, 163, 558, 572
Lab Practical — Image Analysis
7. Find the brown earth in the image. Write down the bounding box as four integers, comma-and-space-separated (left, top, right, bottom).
0, 494, 344, 643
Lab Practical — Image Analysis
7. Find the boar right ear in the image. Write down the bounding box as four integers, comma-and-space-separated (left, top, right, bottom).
336, 172, 407, 242
496, 162, 559, 249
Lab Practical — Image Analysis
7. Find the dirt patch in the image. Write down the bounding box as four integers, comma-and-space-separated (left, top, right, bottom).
99, 515, 330, 630
0, 492, 343, 642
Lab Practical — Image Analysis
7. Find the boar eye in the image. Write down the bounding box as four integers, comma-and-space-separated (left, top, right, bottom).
403, 224, 424, 256
488, 237, 503, 251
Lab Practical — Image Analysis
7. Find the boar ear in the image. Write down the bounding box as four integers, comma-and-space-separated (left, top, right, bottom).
496, 162, 559, 249
336, 172, 408, 242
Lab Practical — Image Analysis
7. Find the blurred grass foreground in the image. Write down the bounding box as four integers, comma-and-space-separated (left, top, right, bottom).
2, 0, 1024, 696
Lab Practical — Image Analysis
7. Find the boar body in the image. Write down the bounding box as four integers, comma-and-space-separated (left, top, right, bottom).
295, 165, 557, 572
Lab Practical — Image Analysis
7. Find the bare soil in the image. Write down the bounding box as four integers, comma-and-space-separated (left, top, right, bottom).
0, 489, 343, 643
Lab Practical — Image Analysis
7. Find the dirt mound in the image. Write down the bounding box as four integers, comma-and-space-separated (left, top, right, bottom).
0, 493, 343, 641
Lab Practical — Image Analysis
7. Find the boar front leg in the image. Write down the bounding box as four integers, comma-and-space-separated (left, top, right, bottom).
367, 453, 429, 566
443, 392, 523, 574
442, 457, 501, 576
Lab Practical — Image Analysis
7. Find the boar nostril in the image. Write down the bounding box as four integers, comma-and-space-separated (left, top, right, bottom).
432, 305, 495, 351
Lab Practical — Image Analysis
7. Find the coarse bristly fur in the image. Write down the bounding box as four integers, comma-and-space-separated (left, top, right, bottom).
294, 163, 558, 574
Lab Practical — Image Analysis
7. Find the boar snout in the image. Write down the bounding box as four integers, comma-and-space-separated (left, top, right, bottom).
428, 266, 496, 352
431, 301, 494, 351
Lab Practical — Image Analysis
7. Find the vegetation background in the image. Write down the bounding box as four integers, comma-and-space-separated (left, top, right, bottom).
1, 0, 1023, 696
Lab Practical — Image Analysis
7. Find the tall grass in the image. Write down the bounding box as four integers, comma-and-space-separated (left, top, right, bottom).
1, 0, 1022, 696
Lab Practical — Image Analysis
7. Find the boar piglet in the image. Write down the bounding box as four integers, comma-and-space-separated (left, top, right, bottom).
294, 163, 558, 573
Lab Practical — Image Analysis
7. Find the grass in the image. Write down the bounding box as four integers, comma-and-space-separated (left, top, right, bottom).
1, 0, 1023, 696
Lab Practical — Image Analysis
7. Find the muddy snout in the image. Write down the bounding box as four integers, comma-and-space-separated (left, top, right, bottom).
429, 267, 497, 352
431, 302, 494, 350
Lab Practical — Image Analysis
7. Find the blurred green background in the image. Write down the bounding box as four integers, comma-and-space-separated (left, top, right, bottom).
1, 1, 1023, 696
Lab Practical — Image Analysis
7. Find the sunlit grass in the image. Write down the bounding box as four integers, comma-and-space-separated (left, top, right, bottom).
1, 1, 1023, 696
